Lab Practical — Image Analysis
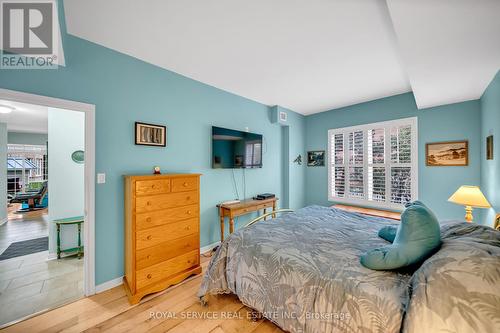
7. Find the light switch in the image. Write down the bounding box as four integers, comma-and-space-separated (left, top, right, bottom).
97, 173, 106, 184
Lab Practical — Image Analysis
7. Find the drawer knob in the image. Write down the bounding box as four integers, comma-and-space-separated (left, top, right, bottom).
187, 210, 192, 215
146, 217, 152, 222
185, 226, 190, 230
147, 201, 151, 206
147, 255, 151, 259
147, 274, 152, 279
147, 235, 152, 240
183, 182, 188, 187
187, 260, 191, 264
186, 196, 191, 200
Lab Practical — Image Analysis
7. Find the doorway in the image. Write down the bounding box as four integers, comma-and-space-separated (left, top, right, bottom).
0, 89, 95, 327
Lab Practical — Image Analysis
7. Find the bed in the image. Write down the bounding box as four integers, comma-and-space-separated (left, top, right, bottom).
198, 205, 500, 333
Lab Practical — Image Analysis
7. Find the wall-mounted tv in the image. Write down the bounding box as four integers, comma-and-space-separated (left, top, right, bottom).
212, 126, 263, 169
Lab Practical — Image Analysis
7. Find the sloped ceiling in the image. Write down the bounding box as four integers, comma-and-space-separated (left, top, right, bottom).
386, 0, 500, 109
63, 0, 500, 115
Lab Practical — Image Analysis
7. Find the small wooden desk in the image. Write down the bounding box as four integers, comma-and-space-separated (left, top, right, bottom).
53, 216, 84, 259
332, 204, 401, 221
218, 198, 278, 241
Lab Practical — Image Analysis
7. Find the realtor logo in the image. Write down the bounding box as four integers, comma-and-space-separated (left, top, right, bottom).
1, 0, 59, 69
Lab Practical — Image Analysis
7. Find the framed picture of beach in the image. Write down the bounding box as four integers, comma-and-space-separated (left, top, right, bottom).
426, 141, 468, 166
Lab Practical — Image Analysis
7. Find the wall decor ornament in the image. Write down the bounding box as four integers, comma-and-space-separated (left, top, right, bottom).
71, 150, 84, 164
293, 155, 302, 165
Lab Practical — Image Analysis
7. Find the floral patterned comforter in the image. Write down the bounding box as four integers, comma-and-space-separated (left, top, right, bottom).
198, 205, 500, 333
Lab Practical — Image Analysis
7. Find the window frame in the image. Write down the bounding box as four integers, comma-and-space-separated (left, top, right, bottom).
327, 117, 418, 211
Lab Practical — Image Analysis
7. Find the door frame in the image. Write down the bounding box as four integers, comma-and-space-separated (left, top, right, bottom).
0, 88, 96, 296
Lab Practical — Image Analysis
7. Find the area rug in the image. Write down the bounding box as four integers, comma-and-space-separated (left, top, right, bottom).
0, 237, 48, 261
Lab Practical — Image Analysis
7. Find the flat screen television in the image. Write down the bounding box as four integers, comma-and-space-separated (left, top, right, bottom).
212, 126, 263, 169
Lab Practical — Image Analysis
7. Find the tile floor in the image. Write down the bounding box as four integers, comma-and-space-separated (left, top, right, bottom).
0, 204, 84, 326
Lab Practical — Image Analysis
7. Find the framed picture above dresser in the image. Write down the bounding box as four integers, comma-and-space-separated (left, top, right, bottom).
123, 173, 201, 304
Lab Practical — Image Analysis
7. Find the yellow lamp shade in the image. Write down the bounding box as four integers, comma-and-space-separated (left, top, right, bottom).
448, 186, 491, 208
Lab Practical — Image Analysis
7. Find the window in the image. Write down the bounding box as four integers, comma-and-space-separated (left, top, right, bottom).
7, 144, 48, 195
328, 117, 417, 210
245, 141, 262, 167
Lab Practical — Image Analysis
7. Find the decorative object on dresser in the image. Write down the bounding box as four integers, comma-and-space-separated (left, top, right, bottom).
425, 140, 468, 166
135, 122, 167, 147
124, 173, 201, 304
332, 204, 401, 221
217, 197, 278, 241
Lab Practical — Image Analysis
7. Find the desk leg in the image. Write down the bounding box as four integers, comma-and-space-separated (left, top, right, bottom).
220, 211, 225, 242
56, 224, 61, 259
272, 201, 276, 218
77, 223, 82, 259
263, 208, 267, 221
229, 217, 234, 234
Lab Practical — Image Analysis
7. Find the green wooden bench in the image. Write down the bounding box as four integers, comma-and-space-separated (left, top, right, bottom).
53, 216, 84, 259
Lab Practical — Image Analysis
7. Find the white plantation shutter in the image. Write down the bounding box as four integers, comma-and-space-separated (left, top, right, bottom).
330, 133, 345, 197
368, 128, 385, 202
328, 117, 417, 210
390, 125, 412, 204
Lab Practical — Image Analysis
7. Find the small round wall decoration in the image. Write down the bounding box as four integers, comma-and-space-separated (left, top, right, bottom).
71, 150, 85, 164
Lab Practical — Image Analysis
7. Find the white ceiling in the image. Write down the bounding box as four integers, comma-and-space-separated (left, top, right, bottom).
387, 0, 500, 109
63, 0, 500, 115
0, 100, 48, 134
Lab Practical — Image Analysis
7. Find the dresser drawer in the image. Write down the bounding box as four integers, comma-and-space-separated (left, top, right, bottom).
136, 234, 199, 270
171, 177, 198, 192
136, 250, 199, 290
136, 191, 198, 213
136, 218, 198, 250
135, 179, 171, 196
136, 204, 199, 230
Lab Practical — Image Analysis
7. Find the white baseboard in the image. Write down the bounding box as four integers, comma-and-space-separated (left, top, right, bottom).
95, 276, 124, 293
0, 218, 7, 226
200, 241, 220, 254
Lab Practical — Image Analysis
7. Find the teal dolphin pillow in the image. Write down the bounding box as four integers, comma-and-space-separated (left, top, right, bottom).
360, 201, 441, 270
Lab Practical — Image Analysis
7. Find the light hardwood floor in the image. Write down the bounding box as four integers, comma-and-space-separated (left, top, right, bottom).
1, 254, 284, 333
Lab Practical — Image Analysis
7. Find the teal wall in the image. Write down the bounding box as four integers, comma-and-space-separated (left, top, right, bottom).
281, 107, 306, 209
48, 108, 85, 254
0, 3, 305, 284
7, 132, 48, 145
480, 70, 500, 227
305, 93, 482, 222
0, 123, 7, 223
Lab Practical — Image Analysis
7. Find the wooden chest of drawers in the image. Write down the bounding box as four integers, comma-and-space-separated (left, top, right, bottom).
123, 174, 202, 304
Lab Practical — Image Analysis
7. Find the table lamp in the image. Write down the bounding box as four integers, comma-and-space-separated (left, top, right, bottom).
448, 185, 491, 222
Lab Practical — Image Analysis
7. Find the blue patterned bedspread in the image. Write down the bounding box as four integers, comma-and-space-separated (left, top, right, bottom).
198, 205, 500, 333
